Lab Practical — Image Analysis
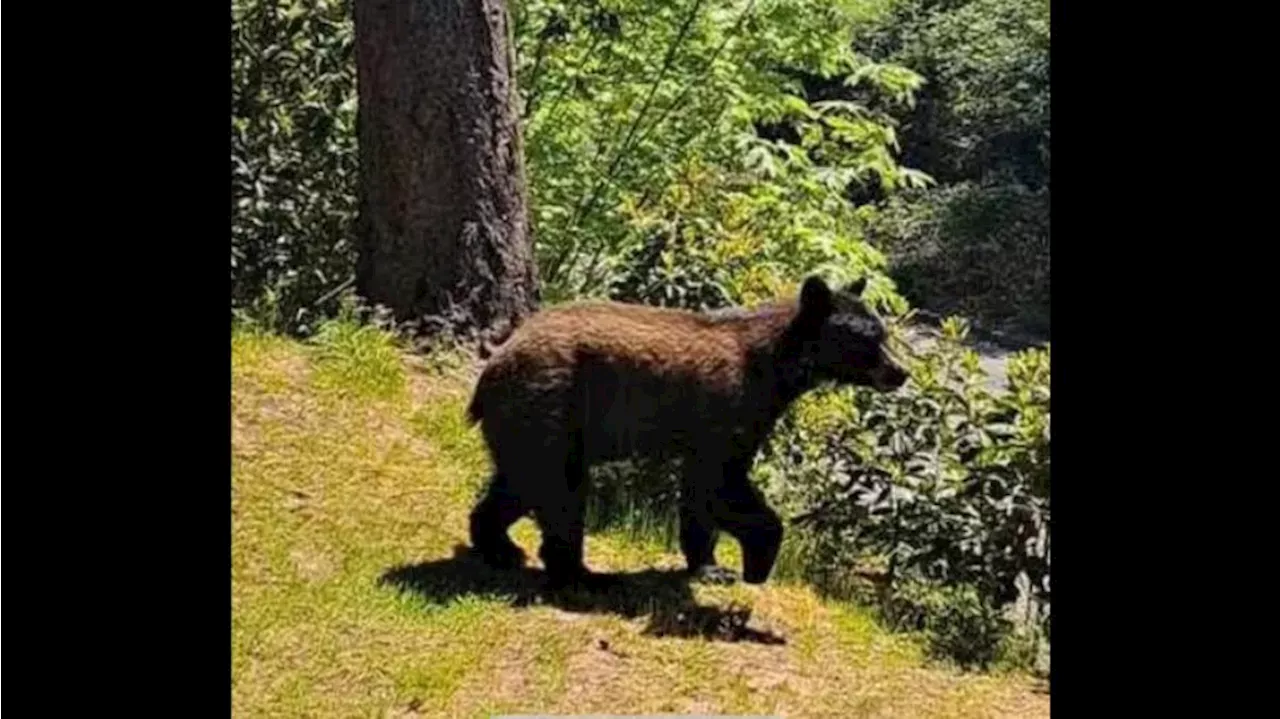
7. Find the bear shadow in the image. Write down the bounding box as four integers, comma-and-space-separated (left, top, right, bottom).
379, 544, 786, 645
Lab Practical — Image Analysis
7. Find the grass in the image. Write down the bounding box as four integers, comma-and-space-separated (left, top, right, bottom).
231, 318, 1050, 717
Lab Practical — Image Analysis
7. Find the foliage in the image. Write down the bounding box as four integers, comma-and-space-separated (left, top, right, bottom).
758, 317, 1050, 668
843, 0, 1050, 335
231, 0, 928, 329
585, 459, 683, 542
869, 182, 1049, 334
852, 0, 1049, 188
888, 580, 1012, 669
606, 151, 916, 314
232, 0, 359, 334
515, 0, 927, 310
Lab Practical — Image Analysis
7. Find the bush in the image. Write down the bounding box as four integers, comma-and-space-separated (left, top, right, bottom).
853, 0, 1050, 189
515, 0, 931, 306
887, 580, 1011, 670
870, 182, 1049, 335
842, 0, 1050, 335
758, 316, 1050, 668
231, 0, 359, 334
605, 149, 919, 315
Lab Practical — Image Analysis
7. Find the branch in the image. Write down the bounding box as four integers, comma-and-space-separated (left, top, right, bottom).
555, 0, 708, 283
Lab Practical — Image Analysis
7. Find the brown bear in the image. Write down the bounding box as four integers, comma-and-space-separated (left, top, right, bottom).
465, 275, 907, 587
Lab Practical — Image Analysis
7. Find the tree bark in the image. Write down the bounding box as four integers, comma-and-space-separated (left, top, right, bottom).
353, 0, 539, 337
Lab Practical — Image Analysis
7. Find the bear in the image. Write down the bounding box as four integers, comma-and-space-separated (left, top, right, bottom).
465, 275, 908, 588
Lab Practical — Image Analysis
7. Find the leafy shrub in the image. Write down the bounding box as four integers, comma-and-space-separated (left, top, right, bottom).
757, 316, 1049, 668
516, 0, 929, 307
853, 0, 1050, 189
887, 580, 1011, 670
870, 182, 1049, 335
232, 0, 359, 334
843, 0, 1050, 335
606, 147, 922, 314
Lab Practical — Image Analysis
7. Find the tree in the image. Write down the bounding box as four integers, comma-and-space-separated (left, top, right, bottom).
352, 0, 540, 338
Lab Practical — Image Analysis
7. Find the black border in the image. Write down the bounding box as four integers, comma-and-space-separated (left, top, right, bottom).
1046, 0, 1225, 711
16, 1, 232, 706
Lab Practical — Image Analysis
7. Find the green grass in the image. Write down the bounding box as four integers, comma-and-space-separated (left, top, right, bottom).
231, 320, 1049, 717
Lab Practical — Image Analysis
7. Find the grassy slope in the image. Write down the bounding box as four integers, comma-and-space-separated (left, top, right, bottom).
231, 325, 1049, 718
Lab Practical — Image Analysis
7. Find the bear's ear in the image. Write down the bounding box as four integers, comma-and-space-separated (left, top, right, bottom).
799, 276, 833, 319
846, 276, 867, 297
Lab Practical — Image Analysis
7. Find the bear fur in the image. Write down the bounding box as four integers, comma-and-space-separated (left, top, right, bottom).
465, 275, 907, 587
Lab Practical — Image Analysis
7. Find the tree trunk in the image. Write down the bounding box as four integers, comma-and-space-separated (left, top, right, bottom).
353, 0, 539, 338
